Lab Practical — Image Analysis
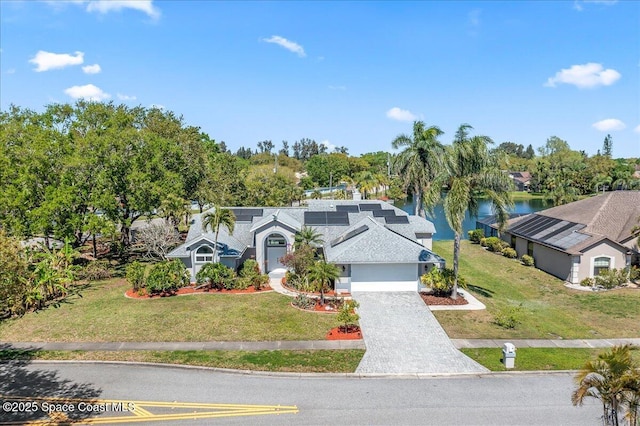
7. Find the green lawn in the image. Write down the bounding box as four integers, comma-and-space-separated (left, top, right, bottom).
0, 279, 343, 342
0, 348, 365, 373
432, 240, 640, 339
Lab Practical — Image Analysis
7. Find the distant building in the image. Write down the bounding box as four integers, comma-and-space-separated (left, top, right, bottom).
481, 191, 640, 284
508, 171, 532, 192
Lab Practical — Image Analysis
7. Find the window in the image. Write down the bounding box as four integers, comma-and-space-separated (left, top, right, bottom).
527, 241, 534, 257
266, 234, 286, 247
593, 257, 610, 277
195, 245, 214, 262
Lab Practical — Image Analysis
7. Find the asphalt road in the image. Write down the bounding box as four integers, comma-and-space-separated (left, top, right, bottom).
1, 362, 601, 425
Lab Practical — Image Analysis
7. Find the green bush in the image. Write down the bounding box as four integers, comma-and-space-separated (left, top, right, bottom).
196, 262, 235, 290
494, 304, 523, 329
420, 268, 467, 297
630, 266, 640, 283
251, 273, 269, 291
467, 229, 485, 244
580, 277, 595, 287
125, 261, 146, 291
485, 237, 509, 253
501, 247, 517, 259
479, 237, 488, 247
521, 255, 534, 267
77, 260, 113, 281
337, 299, 360, 332
594, 268, 627, 289
239, 259, 268, 290
146, 260, 189, 295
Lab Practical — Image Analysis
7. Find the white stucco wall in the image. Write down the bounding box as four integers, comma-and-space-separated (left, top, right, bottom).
253, 223, 296, 273
579, 241, 627, 282
350, 263, 419, 292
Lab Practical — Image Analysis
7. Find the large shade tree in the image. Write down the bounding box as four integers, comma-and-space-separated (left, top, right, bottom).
392, 121, 445, 217
443, 124, 513, 299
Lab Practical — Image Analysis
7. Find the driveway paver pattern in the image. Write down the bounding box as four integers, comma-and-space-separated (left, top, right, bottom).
353, 291, 489, 374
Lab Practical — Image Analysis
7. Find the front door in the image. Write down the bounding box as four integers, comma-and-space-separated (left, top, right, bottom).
265, 234, 287, 272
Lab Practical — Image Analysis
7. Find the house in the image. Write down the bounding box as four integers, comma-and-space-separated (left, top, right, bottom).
482, 191, 640, 284
508, 171, 532, 191
167, 200, 445, 293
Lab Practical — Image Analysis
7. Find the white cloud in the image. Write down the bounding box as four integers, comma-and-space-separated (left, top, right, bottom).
574, 0, 617, 11
117, 93, 137, 101
64, 84, 110, 101
592, 118, 626, 131
29, 50, 84, 72
320, 140, 336, 152
633, 125, 640, 134
262, 35, 306, 57
386, 107, 417, 122
86, 0, 160, 19
82, 64, 101, 74
545, 63, 621, 88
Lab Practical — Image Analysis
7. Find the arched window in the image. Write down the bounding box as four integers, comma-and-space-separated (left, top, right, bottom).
266, 234, 286, 247
593, 257, 610, 277
195, 245, 214, 263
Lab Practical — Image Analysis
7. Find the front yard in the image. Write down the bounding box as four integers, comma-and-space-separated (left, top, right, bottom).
432, 240, 640, 339
0, 279, 343, 342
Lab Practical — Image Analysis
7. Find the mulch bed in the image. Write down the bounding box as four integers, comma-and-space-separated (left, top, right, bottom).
125, 285, 272, 299
419, 293, 469, 306
326, 326, 362, 340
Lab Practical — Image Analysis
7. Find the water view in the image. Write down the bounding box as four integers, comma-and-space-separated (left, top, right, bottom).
396, 197, 550, 240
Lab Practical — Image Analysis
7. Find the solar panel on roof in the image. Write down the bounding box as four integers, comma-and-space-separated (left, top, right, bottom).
336, 205, 360, 213
304, 211, 327, 225
385, 215, 409, 224
372, 210, 397, 217
330, 225, 369, 247
359, 203, 382, 211
326, 211, 350, 225
234, 214, 255, 222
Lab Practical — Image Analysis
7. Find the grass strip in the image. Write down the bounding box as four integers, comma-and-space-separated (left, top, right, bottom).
0, 349, 365, 373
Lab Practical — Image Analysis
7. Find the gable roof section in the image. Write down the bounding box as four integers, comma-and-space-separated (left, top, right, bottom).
167, 234, 246, 258
250, 209, 302, 233
324, 217, 440, 264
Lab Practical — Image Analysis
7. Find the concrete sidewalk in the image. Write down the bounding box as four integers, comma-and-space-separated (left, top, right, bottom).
452, 338, 640, 349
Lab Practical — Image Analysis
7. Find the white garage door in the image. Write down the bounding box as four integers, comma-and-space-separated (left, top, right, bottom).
351, 264, 419, 292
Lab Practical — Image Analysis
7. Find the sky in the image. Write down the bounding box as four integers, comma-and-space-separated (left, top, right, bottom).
1, 0, 639, 158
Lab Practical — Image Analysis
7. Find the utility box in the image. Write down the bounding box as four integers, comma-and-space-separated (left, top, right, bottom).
502, 343, 516, 369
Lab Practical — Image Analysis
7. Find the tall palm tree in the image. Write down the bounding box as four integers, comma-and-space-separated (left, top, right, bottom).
392, 121, 445, 217
354, 171, 378, 200
201, 206, 236, 262
443, 124, 513, 299
294, 226, 324, 249
572, 344, 638, 426
307, 258, 340, 305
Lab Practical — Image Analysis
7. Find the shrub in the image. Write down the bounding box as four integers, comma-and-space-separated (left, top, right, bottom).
630, 266, 640, 283
479, 237, 488, 247
521, 255, 534, 267
485, 237, 509, 253
467, 229, 485, 244
196, 262, 235, 290
594, 268, 627, 289
279, 245, 315, 276
234, 276, 251, 290
239, 259, 268, 290
501, 247, 517, 259
494, 304, 523, 329
580, 277, 595, 287
146, 260, 189, 295
77, 260, 112, 281
337, 299, 360, 332
125, 261, 146, 291
420, 268, 467, 297
251, 273, 269, 291
292, 294, 315, 310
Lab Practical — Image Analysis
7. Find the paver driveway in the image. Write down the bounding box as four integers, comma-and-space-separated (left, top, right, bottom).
353, 292, 489, 374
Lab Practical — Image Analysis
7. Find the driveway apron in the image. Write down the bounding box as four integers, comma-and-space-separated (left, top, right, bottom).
353, 292, 489, 374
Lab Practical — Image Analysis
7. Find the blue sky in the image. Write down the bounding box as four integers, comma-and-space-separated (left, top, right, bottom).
1, 0, 639, 158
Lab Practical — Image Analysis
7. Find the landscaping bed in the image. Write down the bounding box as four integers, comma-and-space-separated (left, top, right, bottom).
420, 293, 469, 306
125, 285, 271, 299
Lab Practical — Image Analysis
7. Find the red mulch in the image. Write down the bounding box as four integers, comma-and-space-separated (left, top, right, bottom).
125, 285, 272, 299
326, 326, 362, 340
420, 293, 469, 306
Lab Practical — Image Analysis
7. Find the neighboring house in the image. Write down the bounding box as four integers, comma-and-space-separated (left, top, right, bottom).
481, 191, 640, 284
508, 171, 532, 192
168, 200, 445, 293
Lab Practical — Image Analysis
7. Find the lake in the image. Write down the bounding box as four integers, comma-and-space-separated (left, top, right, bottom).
395, 197, 550, 240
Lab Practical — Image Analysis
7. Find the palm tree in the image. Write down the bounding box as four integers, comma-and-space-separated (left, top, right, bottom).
354, 170, 378, 200
201, 206, 236, 262
307, 258, 340, 305
572, 344, 639, 426
392, 121, 445, 217
294, 226, 324, 249
442, 124, 513, 299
